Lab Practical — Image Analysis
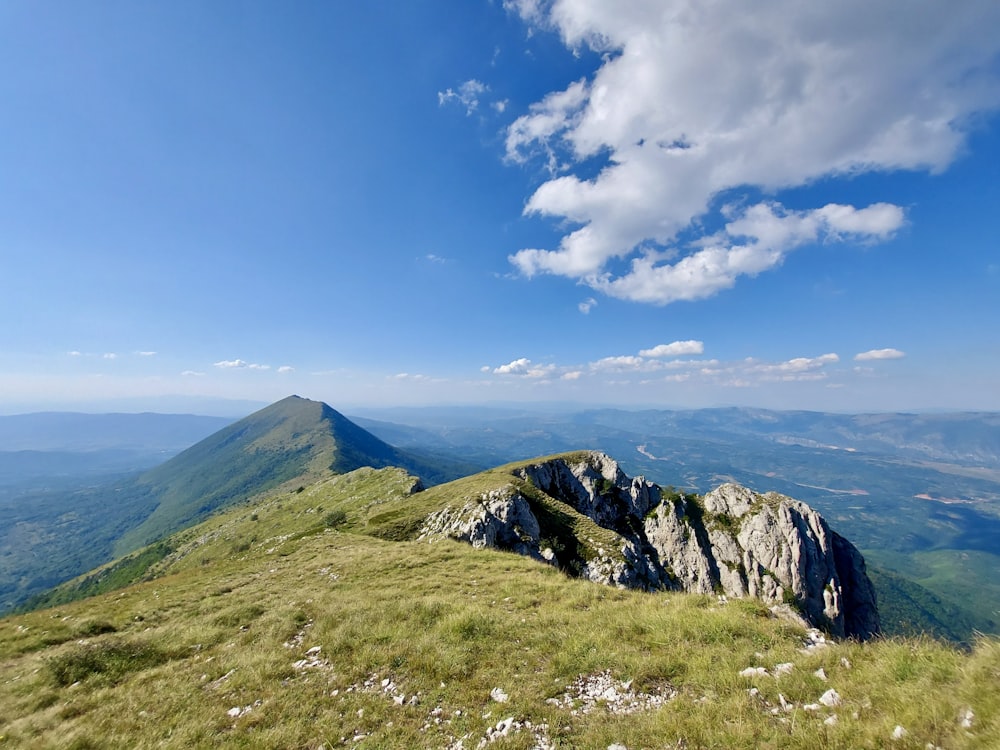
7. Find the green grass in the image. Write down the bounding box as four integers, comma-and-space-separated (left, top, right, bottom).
2, 464, 999, 748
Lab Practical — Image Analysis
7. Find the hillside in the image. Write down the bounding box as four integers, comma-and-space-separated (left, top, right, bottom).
354, 406, 1000, 641
1, 396, 471, 614
2, 461, 997, 748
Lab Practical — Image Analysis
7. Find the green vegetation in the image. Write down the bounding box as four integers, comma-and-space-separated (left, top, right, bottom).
0, 396, 470, 615
1, 471, 997, 748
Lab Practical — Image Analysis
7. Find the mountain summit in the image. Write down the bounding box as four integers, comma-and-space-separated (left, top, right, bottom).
3, 396, 468, 612
114, 395, 456, 555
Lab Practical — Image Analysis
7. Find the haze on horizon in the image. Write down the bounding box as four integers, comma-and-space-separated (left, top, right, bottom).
2, 1, 998, 415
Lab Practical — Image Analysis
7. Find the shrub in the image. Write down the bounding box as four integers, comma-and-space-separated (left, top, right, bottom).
323, 509, 348, 528
47, 639, 170, 686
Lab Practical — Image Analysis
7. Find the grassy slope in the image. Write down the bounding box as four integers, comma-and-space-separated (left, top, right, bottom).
114, 396, 474, 558
2, 465, 999, 748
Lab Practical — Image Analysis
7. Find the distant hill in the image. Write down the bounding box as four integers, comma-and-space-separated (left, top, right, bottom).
0, 396, 471, 613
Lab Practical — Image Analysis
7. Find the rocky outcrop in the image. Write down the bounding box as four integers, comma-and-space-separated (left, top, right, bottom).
417, 451, 880, 640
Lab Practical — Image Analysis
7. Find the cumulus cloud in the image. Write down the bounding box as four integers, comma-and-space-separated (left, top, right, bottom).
491, 357, 556, 378
438, 79, 489, 115
181, 370, 204, 377
640, 340, 704, 358
578, 297, 597, 314
504, 1, 1000, 304
855, 348, 905, 361
278, 365, 295, 373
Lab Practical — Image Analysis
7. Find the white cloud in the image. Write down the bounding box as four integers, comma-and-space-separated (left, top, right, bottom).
578, 297, 597, 314
740, 353, 840, 382
589, 355, 646, 372
181, 370, 204, 377
68, 351, 82, 357
493, 357, 532, 375
438, 79, 489, 115
491, 357, 556, 378
505, 1, 1000, 304
640, 340, 704, 358
278, 365, 295, 373
492, 99, 509, 114
103, 353, 118, 360
562, 370, 583, 380
855, 348, 906, 361
214, 359, 270, 370
137, 351, 157, 357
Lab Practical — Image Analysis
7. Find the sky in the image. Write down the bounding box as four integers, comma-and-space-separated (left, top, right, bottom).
1, 0, 999, 415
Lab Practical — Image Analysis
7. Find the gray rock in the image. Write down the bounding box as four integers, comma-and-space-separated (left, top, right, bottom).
419, 451, 880, 639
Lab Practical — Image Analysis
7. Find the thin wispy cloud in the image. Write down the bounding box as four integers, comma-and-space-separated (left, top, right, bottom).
855, 348, 906, 361
214, 359, 270, 370
438, 79, 489, 116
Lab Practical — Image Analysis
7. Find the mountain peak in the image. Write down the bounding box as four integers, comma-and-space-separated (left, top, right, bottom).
111, 396, 442, 556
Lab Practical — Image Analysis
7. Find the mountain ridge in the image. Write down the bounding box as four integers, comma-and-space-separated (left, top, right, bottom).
1, 396, 471, 613
4, 457, 998, 748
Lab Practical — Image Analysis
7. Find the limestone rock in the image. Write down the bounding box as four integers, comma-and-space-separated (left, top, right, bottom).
418, 451, 880, 639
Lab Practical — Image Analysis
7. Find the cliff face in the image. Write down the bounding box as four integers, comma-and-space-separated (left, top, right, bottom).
419, 451, 880, 640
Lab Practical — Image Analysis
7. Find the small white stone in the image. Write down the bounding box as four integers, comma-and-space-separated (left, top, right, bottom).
892, 725, 907, 740
814, 667, 827, 681
803, 703, 821, 711
490, 687, 510, 703
824, 715, 839, 726
227, 707, 241, 718
773, 662, 794, 676
819, 689, 842, 707
960, 707, 974, 728
608, 745, 629, 750
306, 646, 321, 656
840, 657, 852, 669
739, 667, 769, 678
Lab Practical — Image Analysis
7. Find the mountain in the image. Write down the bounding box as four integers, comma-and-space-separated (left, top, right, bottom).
353, 405, 1000, 640
1, 396, 471, 613
3, 458, 996, 748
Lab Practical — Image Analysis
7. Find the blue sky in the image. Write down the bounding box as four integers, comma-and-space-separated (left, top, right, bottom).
1, 0, 999, 415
